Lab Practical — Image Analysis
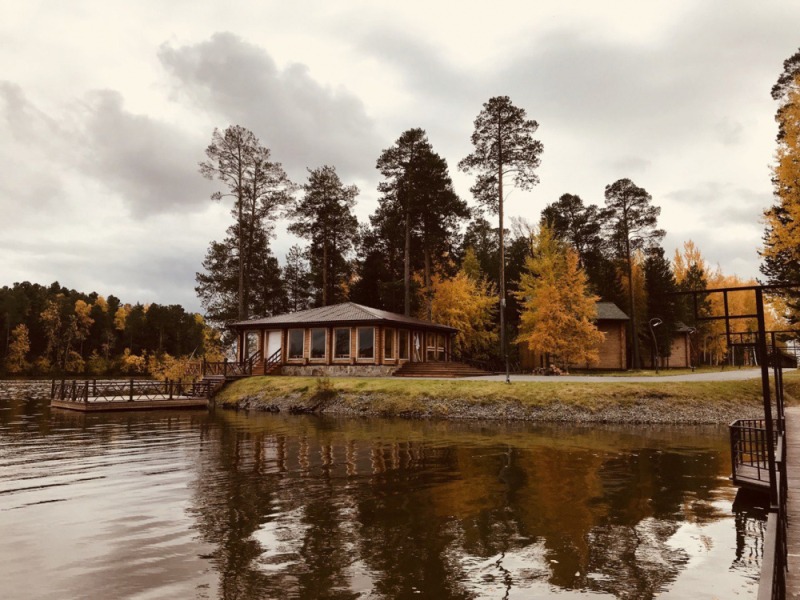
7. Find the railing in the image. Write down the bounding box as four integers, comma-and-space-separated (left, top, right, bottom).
730, 419, 781, 488
51, 378, 214, 402
263, 348, 281, 374
202, 350, 263, 378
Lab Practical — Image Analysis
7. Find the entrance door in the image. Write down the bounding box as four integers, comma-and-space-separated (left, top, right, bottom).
266, 330, 282, 360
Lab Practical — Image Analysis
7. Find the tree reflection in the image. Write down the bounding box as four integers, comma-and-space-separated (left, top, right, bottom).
186, 414, 761, 599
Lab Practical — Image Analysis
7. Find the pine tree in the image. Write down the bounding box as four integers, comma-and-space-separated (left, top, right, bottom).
288, 166, 358, 306
283, 245, 313, 312
459, 96, 543, 366
603, 178, 665, 368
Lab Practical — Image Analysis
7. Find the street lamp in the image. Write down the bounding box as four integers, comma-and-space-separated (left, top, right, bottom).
649, 318, 663, 373
687, 327, 697, 372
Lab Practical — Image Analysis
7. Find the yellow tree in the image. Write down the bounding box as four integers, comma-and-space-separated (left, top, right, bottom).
5, 324, 30, 373
423, 266, 498, 360
762, 66, 800, 321
515, 226, 605, 370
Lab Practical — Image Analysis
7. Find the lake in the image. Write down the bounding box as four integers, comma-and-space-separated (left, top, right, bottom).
0, 385, 765, 599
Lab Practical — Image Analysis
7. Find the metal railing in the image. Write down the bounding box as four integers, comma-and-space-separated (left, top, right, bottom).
51, 378, 214, 402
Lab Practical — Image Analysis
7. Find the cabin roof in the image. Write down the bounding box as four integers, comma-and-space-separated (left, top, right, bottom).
596, 302, 629, 321
229, 302, 458, 333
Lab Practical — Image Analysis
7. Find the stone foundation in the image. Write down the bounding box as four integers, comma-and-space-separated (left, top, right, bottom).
281, 365, 399, 378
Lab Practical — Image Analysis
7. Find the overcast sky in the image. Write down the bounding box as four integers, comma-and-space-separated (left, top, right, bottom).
1, 1, 798, 312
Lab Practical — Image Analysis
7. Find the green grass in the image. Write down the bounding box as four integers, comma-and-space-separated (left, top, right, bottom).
216, 372, 798, 416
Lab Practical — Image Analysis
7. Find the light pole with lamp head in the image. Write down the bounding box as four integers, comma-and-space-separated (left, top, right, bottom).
648, 318, 663, 373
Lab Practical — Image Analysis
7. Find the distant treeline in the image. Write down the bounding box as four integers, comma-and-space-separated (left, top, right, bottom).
0, 281, 220, 376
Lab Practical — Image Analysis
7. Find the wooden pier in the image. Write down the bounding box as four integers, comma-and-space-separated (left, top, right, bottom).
49, 379, 214, 412
785, 406, 800, 598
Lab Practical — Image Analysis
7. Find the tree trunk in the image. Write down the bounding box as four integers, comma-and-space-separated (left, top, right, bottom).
322, 238, 329, 307
404, 203, 411, 316
624, 208, 640, 369
498, 129, 506, 370
424, 244, 432, 321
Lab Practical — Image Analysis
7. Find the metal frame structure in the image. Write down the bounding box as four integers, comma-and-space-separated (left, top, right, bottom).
675, 283, 798, 599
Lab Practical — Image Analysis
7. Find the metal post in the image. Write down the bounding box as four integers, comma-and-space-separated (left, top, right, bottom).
129, 378, 134, 402
50, 379, 55, 399
71, 380, 76, 402
84, 382, 89, 403
93, 379, 97, 397
223, 358, 228, 378
755, 288, 778, 506
61, 379, 66, 400
168, 378, 173, 400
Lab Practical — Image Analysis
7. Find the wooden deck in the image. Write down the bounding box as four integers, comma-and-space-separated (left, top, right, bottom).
51, 397, 208, 412
784, 406, 800, 598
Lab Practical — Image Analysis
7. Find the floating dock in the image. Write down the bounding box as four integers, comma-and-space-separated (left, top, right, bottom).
49, 379, 215, 412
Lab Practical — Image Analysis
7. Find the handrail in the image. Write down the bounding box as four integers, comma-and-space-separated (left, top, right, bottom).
264, 348, 281, 374
50, 378, 214, 402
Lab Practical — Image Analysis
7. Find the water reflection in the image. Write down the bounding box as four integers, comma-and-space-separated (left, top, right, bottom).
0, 389, 765, 599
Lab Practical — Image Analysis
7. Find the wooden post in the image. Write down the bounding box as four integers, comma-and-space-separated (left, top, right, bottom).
84, 382, 89, 403
223, 358, 228, 378
168, 378, 173, 400
61, 379, 66, 400
177, 378, 182, 397
71, 380, 76, 402
202, 357, 206, 377
93, 379, 97, 397
129, 378, 134, 402
50, 379, 55, 399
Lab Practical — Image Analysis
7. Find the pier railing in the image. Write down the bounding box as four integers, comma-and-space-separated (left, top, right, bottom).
198, 350, 263, 378
51, 378, 215, 402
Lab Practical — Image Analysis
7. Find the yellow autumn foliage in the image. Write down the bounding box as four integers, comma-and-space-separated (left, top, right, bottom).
515, 226, 605, 369
422, 268, 498, 360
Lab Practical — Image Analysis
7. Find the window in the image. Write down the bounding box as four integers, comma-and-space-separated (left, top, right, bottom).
310, 328, 326, 359
384, 328, 395, 359
334, 328, 351, 359
288, 329, 304, 359
357, 327, 374, 359
399, 330, 409, 360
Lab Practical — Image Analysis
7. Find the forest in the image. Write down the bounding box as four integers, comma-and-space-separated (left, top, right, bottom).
2, 48, 799, 376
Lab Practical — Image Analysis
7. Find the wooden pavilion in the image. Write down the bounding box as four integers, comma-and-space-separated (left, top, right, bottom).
228, 302, 460, 377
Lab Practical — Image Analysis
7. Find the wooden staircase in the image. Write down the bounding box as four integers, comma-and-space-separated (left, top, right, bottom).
393, 361, 491, 378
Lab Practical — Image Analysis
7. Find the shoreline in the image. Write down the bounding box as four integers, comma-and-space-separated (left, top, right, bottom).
215, 374, 798, 424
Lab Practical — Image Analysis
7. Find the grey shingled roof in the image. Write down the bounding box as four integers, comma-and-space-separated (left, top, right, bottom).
595, 302, 629, 321
229, 302, 458, 333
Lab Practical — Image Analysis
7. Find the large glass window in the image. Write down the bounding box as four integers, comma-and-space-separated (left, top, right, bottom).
310, 328, 326, 359
399, 330, 409, 360
288, 329, 304, 359
334, 328, 351, 359
384, 328, 395, 359
357, 327, 374, 359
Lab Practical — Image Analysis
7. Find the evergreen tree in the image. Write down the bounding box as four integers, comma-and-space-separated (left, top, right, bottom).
376, 128, 468, 316
643, 247, 680, 366
199, 125, 293, 320
288, 166, 358, 306
603, 178, 665, 368
459, 96, 543, 366
283, 245, 313, 312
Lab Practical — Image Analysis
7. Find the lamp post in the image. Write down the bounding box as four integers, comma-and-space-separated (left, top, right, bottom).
687, 327, 697, 372
648, 318, 663, 373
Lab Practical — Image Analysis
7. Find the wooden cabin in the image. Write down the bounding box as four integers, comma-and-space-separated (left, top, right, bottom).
517, 301, 629, 371
229, 302, 458, 377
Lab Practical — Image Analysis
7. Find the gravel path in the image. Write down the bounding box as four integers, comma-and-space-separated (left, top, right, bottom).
462, 368, 770, 384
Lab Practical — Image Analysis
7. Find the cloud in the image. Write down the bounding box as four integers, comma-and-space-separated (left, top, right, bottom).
0, 82, 214, 219
664, 182, 769, 227
71, 90, 214, 217
158, 33, 383, 182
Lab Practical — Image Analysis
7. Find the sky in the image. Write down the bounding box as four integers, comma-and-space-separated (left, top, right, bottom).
1, 0, 798, 313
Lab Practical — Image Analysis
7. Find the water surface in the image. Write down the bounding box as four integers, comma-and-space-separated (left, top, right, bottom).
0, 386, 766, 599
